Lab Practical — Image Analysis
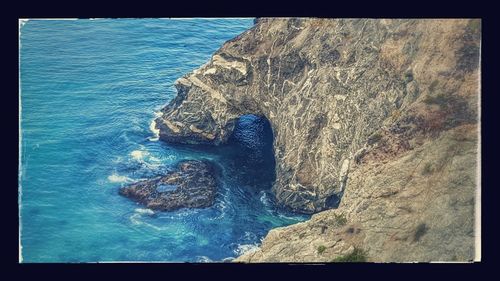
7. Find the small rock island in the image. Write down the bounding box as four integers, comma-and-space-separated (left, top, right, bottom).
119, 160, 219, 211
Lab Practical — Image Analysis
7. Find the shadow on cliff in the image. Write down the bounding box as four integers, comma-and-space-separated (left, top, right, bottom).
160, 114, 277, 195
224, 114, 276, 188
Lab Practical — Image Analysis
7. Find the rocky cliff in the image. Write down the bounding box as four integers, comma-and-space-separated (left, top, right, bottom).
155, 18, 480, 261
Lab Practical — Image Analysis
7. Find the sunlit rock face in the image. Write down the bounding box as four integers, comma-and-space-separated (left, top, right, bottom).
156, 18, 480, 218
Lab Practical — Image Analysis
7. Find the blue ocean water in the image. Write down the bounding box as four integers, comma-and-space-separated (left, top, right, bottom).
19, 18, 308, 262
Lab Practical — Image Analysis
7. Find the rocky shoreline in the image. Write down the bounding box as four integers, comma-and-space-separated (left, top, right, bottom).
152, 18, 479, 262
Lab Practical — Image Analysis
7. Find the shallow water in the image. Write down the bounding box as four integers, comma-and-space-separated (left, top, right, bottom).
19, 18, 308, 262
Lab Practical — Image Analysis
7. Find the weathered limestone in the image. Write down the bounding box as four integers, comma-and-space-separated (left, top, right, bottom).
236, 124, 478, 262
156, 18, 479, 215
154, 18, 479, 262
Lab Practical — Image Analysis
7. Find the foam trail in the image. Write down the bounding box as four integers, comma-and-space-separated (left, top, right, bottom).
259, 191, 272, 207
164, 155, 177, 161
108, 173, 132, 183
149, 112, 163, 141
234, 244, 260, 256
129, 213, 142, 225
135, 208, 155, 215
129, 214, 163, 231
149, 156, 161, 163
196, 256, 213, 263
130, 150, 147, 160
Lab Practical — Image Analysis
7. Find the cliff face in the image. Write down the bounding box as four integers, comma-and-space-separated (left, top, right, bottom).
156, 18, 480, 261
156, 18, 480, 216
235, 124, 478, 262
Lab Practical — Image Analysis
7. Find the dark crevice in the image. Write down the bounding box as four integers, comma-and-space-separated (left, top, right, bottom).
224, 114, 276, 189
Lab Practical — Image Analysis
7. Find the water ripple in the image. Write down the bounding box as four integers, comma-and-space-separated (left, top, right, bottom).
20, 18, 309, 263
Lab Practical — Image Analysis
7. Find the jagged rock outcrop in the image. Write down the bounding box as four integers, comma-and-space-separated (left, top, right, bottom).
155, 18, 480, 215
235, 124, 478, 262
119, 160, 219, 211
155, 18, 480, 261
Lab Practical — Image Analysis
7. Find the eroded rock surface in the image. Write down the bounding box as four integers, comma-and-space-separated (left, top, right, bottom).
235, 124, 478, 262
154, 18, 479, 262
155, 18, 480, 214
119, 160, 219, 211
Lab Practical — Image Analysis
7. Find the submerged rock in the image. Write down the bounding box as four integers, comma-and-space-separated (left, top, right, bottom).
119, 160, 219, 211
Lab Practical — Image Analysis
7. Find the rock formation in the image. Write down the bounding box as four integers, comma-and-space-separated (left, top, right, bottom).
119, 160, 219, 211
235, 124, 478, 262
155, 18, 480, 261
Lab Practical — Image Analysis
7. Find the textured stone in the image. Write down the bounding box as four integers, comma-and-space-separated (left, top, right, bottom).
154, 18, 479, 262
156, 18, 479, 215
119, 160, 219, 211
236, 124, 478, 262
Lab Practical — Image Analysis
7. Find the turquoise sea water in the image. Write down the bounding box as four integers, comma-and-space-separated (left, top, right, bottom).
19, 18, 308, 262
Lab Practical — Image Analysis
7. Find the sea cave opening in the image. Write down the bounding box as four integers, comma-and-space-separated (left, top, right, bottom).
222, 114, 276, 193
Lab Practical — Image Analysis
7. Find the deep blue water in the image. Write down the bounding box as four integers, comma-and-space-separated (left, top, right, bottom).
19, 18, 308, 262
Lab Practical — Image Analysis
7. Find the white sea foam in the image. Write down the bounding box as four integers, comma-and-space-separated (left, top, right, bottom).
277, 213, 305, 221
107, 173, 132, 183
160, 207, 199, 219
149, 156, 161, 163
130, 149, 148, 160
259, 191, 272, 207
209, 192, 230, 220
234, 244, 260, 256
196, 256, 213, 263
164, 154, 177, 161
242, 231, 257, 241
134, 208, 155, 215
148, 112, 162, 141
129, 214, 164, 231
129, 213, 142, 225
